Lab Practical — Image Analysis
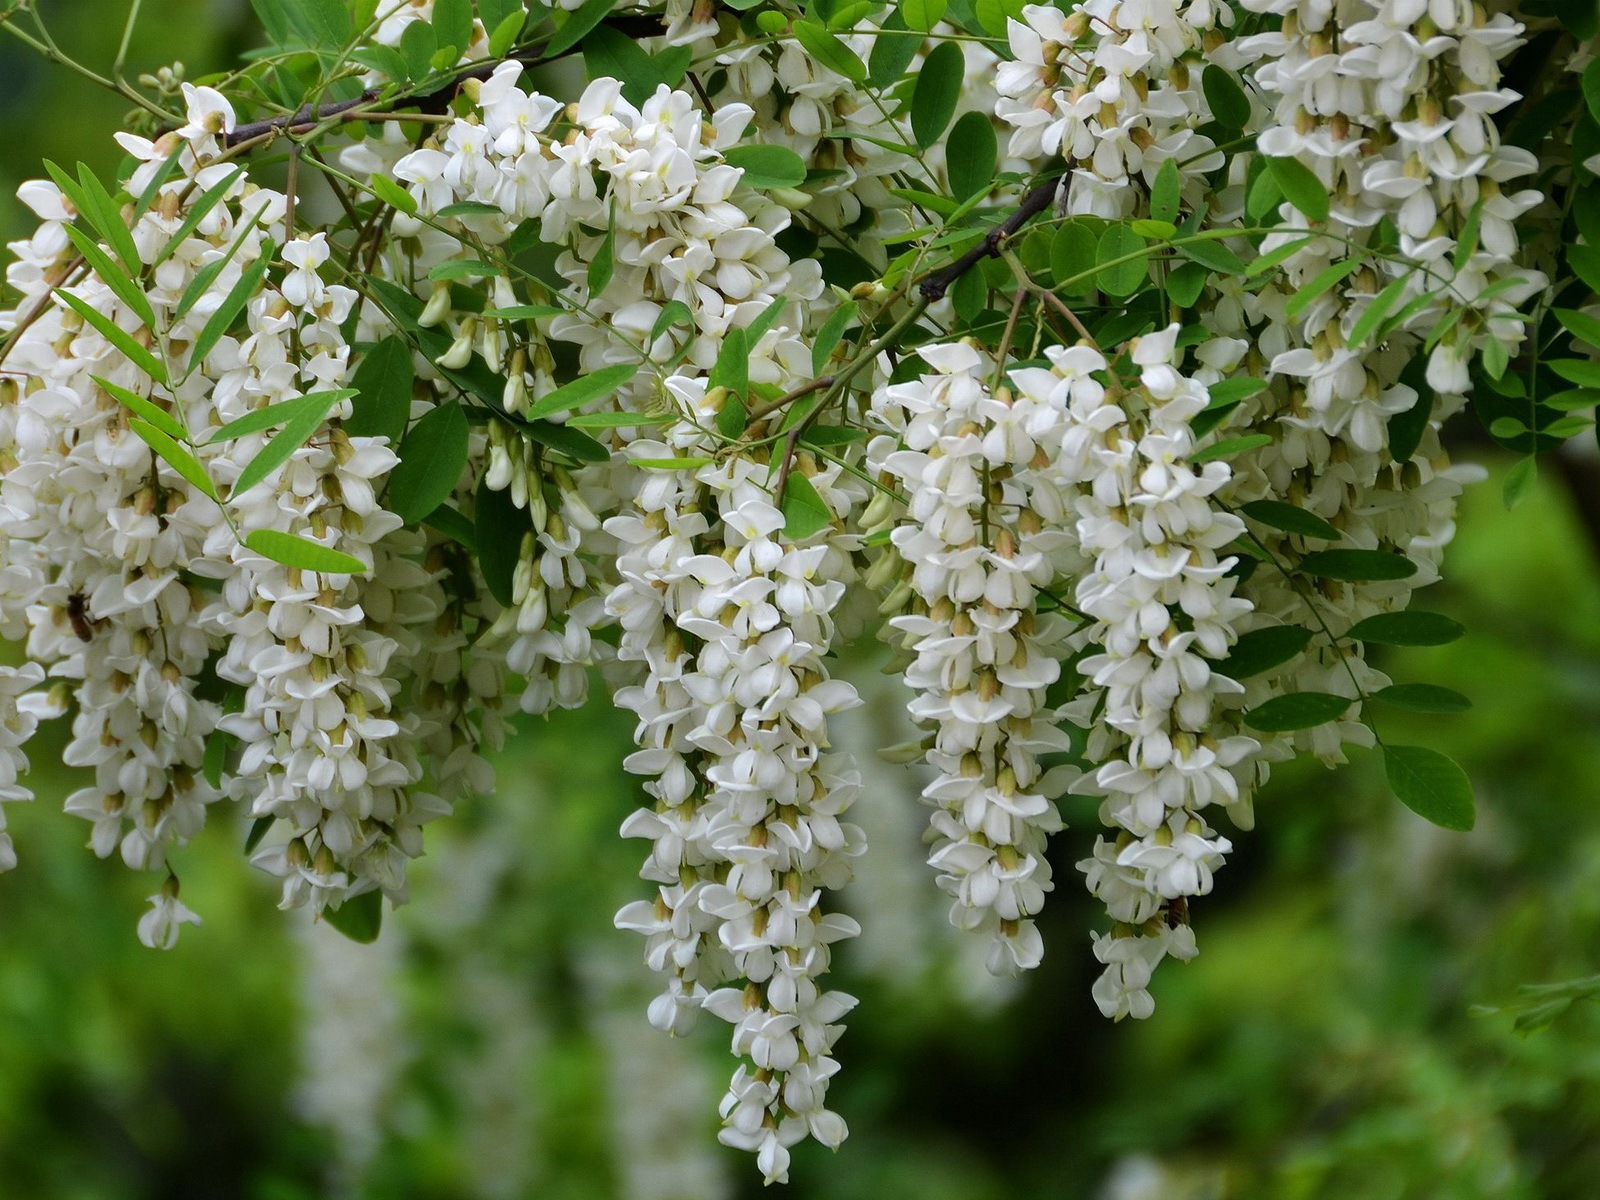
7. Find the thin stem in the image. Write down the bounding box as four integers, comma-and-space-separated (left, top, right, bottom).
113, 0, 142, 77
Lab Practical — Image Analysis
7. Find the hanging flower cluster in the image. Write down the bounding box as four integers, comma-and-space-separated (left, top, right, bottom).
0, 0, 1583, 1182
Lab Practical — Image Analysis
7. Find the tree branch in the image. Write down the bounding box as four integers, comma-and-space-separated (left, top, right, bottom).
222, 16, 665, 148
917, 174, 1062, 303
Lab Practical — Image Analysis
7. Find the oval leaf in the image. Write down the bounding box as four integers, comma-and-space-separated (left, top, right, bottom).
1241, 499, 1341, 541
1220, 625, 1314, 678
323, 889, 383, 943
1244, 691, 1353, 733
525, 363, 641, 422
1298, 549, 1418, 582
1344, 611, 1464, 646
347, 336, 415, 444
911, 43, 964, 149
1384, 743, 1476, 831
243, 529, 369, 575
725, 144, 808, 190
1371, 684, 1472, 714
387, 401, 470, 523
947, 110, 998, 201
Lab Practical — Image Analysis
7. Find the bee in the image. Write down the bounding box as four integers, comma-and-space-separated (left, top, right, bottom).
66, 591, 93, 642
1165, 896, 1190, 930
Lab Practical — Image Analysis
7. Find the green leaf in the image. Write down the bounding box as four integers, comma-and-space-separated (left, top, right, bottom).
54, 288, 168, 384
1178, 237, 1248, 276
475, 475, 534, 607
710, 328, 750, 398
387, 402, 470, 523
781, 472, 832, 539
75, 163, 142, 277
187, 250, 273, 378
423, 502, 477, 549
867, 12, 921, 90
347, 337, 415, 444
1052, 221, 1100, 297
1167, 261, 1208, 309
1202, 64, 1251, 129
904, 0, 948, 30
548, 0, 616, 56
1372, 684, 1472, 714
1489, 416, 1528, 440
911, 43, 964, 148
1190, 432, 1272, 462
1451, 200, 1483, 274
1131, 219, 1178, 240
587, 210, 616, 296
1206, 378, 1270, 406
246, 528, 369, 574
794, 21, 867, 82
131, 151, 183, 224
724, 145, 808, 189
1096, 225, 1148, 297
526, 421, 610, 463
152, 167, 245, 268
1555, 307, 1600, 349
483, 303, 564, 320
174, 202, 271, 321
230, 391, 351, 496
432, 0, 474, 56
242, 815, 273, 853
1297, 549, 1418, 581
525, 363, 640, 422
799, 425, 867, 447
1388, 364, 1433, 463
1220, 625, 1313, 678
1245, 234, 1315, 278
289, 0, 352, 47
369, 174, 419, 215
1544, 392, 1600, 413
1571, 248, 1600, 301
812, 301, 858, 374
1549, 358, 1600, 387
95, 376, 185, 442
1502, 454, 1537, 510
648, 299, 694, 350
63, 226, 156, 330
1344, 611, 1464, 647
1585, 57, 1600, 125
129, 419, 218, 500
1265, 156, 1329, 222
566, 410, 675, 429
205, 389, 354, 445
486, 4, 524, 53
1286, 259, 1360, 319
399, 18, 436, 79
350, 44, 411, 80
323, 889, 383, 943
1348, 275, 1409, 350
1149, 159, 1181, 224
1384, 744, 1475, 831
1240, 499, 1342, 541
947, 111, 998, 201
1244, 691, 1353, 733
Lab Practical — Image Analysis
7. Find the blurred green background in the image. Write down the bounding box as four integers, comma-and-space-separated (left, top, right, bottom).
7, 4, 1600, 1198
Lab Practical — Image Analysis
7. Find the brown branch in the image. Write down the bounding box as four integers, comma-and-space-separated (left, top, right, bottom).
917, 174, 1062, 303
222, 16, 666, 148
919, 176, 1060, 301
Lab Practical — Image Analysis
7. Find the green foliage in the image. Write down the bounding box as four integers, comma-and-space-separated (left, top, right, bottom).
387, 401, 470, 522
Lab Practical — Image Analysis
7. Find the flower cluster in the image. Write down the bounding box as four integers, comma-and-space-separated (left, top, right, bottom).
0, 0, 1573, 1181
1057, 327, 1256, 1020
996, 0, 1227, 217
871, 342, 1080, 975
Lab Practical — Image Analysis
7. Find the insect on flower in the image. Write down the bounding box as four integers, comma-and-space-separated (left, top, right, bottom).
66, 592, 94, 642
